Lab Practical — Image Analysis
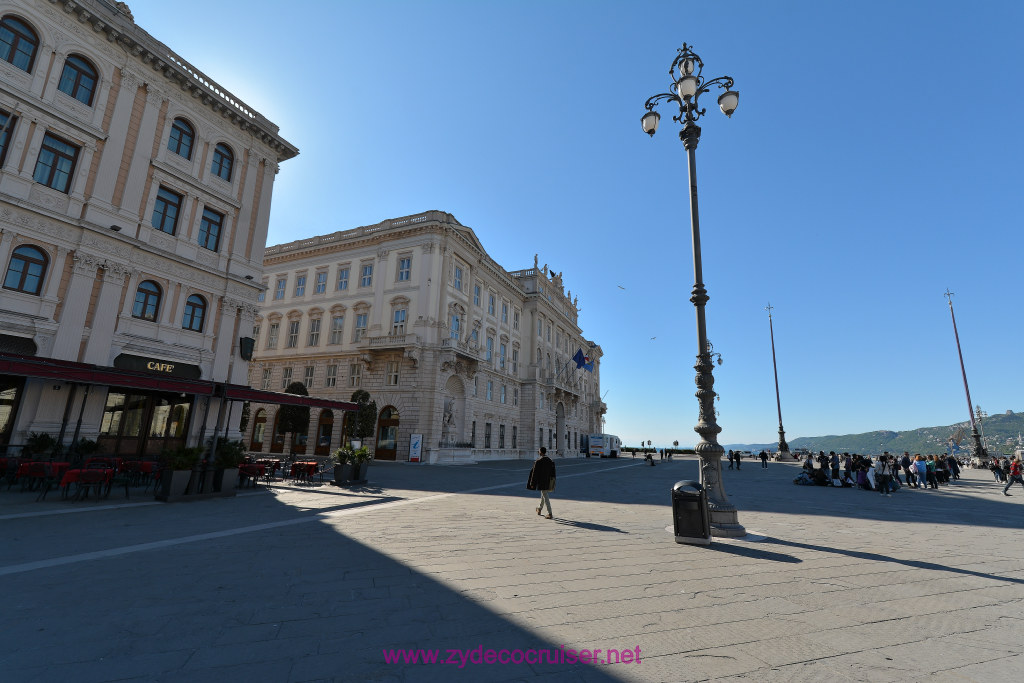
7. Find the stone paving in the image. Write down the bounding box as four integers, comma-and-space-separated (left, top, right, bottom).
1, 454, 1021, 682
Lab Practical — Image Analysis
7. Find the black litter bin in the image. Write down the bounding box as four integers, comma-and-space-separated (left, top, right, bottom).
672, 480, 711, 545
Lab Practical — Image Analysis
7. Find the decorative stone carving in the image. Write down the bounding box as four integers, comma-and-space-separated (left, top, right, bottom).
102, 260, 132, 284
404, 348, 419, 367
73, 252, 103, 275
359, 352, 373, 370
376, 248, 389, 260
421, 242, 434, 254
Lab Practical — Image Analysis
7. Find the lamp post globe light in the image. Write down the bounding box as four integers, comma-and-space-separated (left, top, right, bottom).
642, 43, 745, 538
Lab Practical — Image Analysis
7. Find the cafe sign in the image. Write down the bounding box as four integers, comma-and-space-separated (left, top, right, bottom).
113, 354, 202, 379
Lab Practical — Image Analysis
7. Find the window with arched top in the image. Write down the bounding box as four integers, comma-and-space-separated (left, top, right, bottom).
211, 143, 233, 181
58, 54, 98, 105
182, 294, 206, 332
167, 118, 194, 159
132, 280, 162, 321
0, 16, 38, 72
3, 245, 48, 295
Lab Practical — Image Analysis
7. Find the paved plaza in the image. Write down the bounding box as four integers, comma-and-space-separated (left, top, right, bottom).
1, 455, 1021, 682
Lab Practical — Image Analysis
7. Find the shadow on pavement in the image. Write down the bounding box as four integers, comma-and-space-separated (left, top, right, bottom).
553, 519, 629, 534
702, 542, 802, 564
765, 537, 1024, 585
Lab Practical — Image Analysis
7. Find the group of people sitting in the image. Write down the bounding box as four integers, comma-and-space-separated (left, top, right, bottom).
793, 451, 962, 494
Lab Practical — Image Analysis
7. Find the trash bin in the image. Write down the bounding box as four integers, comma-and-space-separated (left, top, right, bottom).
672, 480, 711, 545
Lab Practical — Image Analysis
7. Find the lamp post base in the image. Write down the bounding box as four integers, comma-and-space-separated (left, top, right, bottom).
708, 506, 747, 538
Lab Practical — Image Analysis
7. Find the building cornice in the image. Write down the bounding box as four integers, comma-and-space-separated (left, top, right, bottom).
49, 0, 298, 161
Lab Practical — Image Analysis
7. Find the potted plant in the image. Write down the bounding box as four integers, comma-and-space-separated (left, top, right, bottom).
332, 447, 354, 485
348, 446, 371, 484
213, 438, 246, 496
157, 446, 203, 501
24, 432, 56, 459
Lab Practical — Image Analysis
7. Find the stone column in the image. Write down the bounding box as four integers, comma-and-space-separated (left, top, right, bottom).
51, 253, 102, 361
83, 262, 131, 365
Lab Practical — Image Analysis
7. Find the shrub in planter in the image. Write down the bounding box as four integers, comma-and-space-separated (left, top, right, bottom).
213, 439, 246, 494
157, 446, 204, 501
332, 447, 354, 485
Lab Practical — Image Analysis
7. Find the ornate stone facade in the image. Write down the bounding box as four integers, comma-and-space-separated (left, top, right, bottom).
247, 211, 605, 464
0, 0, 296, 450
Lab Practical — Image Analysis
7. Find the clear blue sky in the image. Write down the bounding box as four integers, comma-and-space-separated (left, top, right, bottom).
132, 0, 1023, 447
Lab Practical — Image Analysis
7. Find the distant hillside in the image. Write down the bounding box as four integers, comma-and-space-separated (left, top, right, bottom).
725, 410, 1024, 455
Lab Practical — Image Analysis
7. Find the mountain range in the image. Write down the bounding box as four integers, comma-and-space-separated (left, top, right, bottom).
724, 410, 1024, 456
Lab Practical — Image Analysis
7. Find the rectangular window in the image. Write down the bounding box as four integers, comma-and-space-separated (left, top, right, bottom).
454, 266, 462, 291
337, 267, 349, 290
513, 388, 519, 406
386, 360, 399, 386
198, 208, 223, 251
257, 280, 267, 302
354, 313, 367, 342
0, 110, 17, 168
286, 321, 300, 348
539, 427, 543, 448
546, 324, 551, 342
470, 329, 478, 347
360, 264, 373, 287
397, 257, 411, 282
314, 272, 327, 294
325, 364, 338, 387
253, 324, 260, 340
499, 343, 506, 369
500, 385, 506, 404
450, 314, 460, 340
484, 423, 491, 449
304, 366, 314, 386
513, 310, 519, 331
488, 294, 495, 315
274, 278, 286, 300
392, 309, 406, 335
487, 381, 493, 401
294, 275, 306, 297
537, 319, 542, 338
499, 424, 505, 449
281, 367, 292, 389
329, 316, 344, 344
261, 368, 272, 390
473, 376, 478, 397
540, 393, 544, 409
471, 421, 476, 447
501, 303, 508, 324
349, 363, 361, 387
152, 186, 183, 235
473, 285, 480, 306
486, 337, 493, 362
307, 318, 321, 346
512, 425, 517, 449
33, 132, 79, 193
512, 349, 518, 374
266, 323, 279, 349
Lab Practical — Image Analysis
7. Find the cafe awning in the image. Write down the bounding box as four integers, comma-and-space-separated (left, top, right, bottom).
221, 384, 357, 412
0, 354, 357, 411
0, 353, 216, 396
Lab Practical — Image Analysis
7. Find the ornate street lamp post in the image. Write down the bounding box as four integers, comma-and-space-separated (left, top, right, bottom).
642, 44, 745, 537
944, 289, 986, 460
766, 303, 791, 459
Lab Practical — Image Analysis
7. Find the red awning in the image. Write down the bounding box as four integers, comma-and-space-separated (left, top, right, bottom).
221, 384, 357, 411
0, 354, 355, 411
0, 354, 216, 396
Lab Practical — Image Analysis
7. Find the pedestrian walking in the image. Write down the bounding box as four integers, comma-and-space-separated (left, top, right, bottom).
901, 452, 916, 488
727, 450, 734, 470
527, 446, 556, 519
760, 450, 769, 469
1002, 457, 1023, 497
830, 451, 840, 479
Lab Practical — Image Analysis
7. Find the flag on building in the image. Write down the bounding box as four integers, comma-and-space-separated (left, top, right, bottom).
573, 348, 594, 373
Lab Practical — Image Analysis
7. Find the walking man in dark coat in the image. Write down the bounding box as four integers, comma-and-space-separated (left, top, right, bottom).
527, 447, 556, 519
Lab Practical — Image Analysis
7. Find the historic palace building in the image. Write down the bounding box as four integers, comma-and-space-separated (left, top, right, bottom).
247, 210, 607, 462
0, 0, 343, 457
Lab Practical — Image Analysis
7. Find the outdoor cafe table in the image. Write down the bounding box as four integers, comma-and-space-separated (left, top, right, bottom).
85, 457, 124, 472
17, 461, 71, 480
290, 462, 317, 477
59, 468, 114, 498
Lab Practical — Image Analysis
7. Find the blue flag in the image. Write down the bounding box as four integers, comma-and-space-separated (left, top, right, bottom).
573, 348, 594, 373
